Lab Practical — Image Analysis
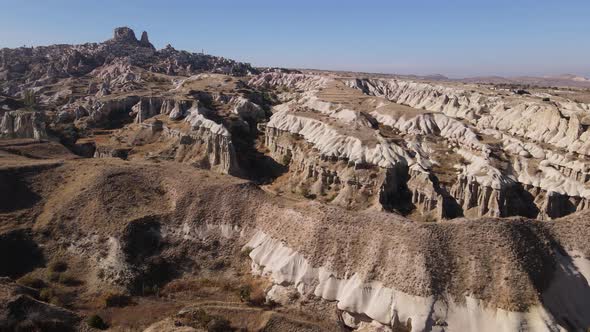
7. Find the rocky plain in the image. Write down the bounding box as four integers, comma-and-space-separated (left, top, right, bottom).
1, 27, 590, 332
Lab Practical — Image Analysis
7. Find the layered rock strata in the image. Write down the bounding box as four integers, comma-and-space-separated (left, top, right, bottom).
253, 73, 590, 220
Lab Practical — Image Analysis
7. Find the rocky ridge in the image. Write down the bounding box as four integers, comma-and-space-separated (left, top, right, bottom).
250, 72, 590, 220
1, 146, 589, 331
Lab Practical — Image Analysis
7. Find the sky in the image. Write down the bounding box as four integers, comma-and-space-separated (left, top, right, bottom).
1, 0, 589, 78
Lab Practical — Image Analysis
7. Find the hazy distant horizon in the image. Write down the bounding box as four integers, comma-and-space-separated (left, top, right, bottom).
1, 0, 589, 78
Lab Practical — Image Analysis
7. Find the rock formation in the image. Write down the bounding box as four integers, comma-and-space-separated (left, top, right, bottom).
1, 145, 589, 331
250, 72, 590, 220
0, 110, 47, 139
2, 26, 590, 332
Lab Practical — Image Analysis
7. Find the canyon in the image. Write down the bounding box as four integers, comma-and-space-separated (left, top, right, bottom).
1, 27, 590, 332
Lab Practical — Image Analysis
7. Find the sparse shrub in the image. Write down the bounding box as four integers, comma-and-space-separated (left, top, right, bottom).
281, 153, 292, 165
176, 308, 230, 331
207, 318, 231, 332
102, 291, 133, 308
141, 283, 160, 296
47, 271, 60, 282
39, 287, 63, 306
163, 279, 201, 295
288, 291, 300, 302
300, 186, 316, 199
211, 259, 226, 270
422, 214, 437, 223
18, 275, 46, 289
238, 285, 251, 302
198, 278, 214, 287
49, 260, 68, 273
191, 308, 212, 325
86, 314, 108, 330
304, 192, 317, 200
240, 247, 253, 259
238, 283, 266, 306
458, 156, 469, 166
58, 273, 80, 286
39, 288, 56, 302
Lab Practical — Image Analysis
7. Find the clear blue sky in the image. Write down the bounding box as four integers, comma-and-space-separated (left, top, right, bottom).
1, 0, 589, 78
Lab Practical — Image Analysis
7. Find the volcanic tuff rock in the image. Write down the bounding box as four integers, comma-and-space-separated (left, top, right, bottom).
0, 110, 47, 139
1, 144, 590, 331
0, 26, 256, 97
249, 72, 590, 220
2, 26, 590, 332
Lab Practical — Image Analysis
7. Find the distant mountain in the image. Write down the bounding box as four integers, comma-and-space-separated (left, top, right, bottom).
459, 73, 590, 88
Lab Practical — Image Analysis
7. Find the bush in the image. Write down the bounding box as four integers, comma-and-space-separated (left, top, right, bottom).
177, 308, 231, 331
39, 288, 63, 306
86, 315, 108, 330
102, 291, 132, 308
282, 153, 292, 165
18, 275, 46, 289
47, 271, 61, 282
207, 318, 231, 332
58, 273, 81, 286
240, 247, 253, 259
238, 284, 265, 306
39, 288, 56, 302
239, 285, 251, 302
211, 259, 226, 270
48, 260, 68, 273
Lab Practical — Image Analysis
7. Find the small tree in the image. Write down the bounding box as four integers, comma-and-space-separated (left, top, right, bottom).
86, 315, 108, 330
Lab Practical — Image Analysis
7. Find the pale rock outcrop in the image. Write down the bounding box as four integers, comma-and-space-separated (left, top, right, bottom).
347, 78, 590, 156
0, 110, 47, 139
231, 96, 266, 122
84, 96, 139, 127
245, 227, 590, 332
267, 109, 410, 168
166, 106, 238, 174
248, 72, 330, 91
0, 27, 257, 99
130, 98, 194, 123
131, 98, 164, 123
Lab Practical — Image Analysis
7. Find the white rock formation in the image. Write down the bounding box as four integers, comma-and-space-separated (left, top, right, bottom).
245, 230, 590, 332
0, 110, 47, 139
252, 73, 590, 219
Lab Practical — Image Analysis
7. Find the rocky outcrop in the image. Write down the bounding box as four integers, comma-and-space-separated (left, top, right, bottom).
0, 278, 81, 331
0, 110, 47, 139
178, 107, 238, 174
347, 78, 590, 156
83, 96, 140, 127
113, 26, 138, 43
231, 96, 266, 122
253, 73, 590, 219
0, 27, 257, 97
6, 146, 590, 332
131, 97, 164, 123
129, 97, 203, 123
346, 77, 590, 219
245, 228, 590, 332
139, 31, 154, 49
